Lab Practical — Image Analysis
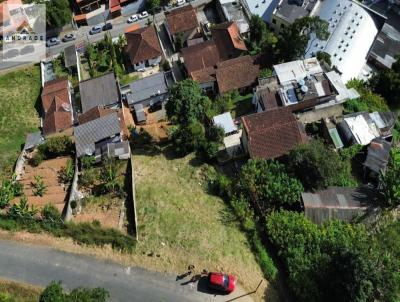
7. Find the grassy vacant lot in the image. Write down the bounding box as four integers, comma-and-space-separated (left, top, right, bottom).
133, 148, 280, 301
0, 66, 41, 179
0, 279, 41, 302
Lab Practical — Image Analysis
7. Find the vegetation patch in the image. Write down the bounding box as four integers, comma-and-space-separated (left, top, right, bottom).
0, 279, 42, 302
0, 66, 41, 179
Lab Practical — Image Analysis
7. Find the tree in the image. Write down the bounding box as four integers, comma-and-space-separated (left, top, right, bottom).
380, 148, 400, 207
288, 140, 356, 190
265, 210, 400, 302
247, 15, 277, 55
166, 79, 211, 126
316, 51, 331, 67
147, 0, 160, 13
344, 79, 389, 114
45, 0, 72, 28
238, 159, 303, 212
0, 174, 22, 209
260, 68, 273, 78
370, 57, 400, 108
277, 16, 329, 61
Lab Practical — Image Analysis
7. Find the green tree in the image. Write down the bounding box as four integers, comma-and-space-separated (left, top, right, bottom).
277, 16, 329, 61
288, 140, 356, 190
38, 136, 73, 159
45, 0, 72, 28
238, 159, 303, 212
370, 57, 400, 108
259, 68, 273, 78
316, 51, 331, 67
380, 148, 400, 207
265, 210, 400, 302
248, 15, 277, 55
147, 0, 160, 13
166, 79, 211, 125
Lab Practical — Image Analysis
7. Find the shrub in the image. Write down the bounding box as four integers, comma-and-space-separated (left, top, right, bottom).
41, 204, 62, 223
38, 136, 73, 159
30, 152, 44, 167
81, 156, 96, 169
252, 233, 278, 280
58, 159, 74, 184
0, 176, 23, 209
79, 168, 98, 189
32, 175, 46, 197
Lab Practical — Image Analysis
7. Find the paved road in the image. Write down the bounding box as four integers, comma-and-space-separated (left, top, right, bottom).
0, 239, 254, 302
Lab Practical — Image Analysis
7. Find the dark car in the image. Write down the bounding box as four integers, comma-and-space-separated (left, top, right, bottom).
102, 23, 113, 31
3, 49, 19, 59
208, 272, 236, 294
62, 33, 76, 42
20, 45, 35, 55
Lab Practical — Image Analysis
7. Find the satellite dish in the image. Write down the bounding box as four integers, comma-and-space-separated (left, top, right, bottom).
298, 79, 305, 86
301, 85, 309, 93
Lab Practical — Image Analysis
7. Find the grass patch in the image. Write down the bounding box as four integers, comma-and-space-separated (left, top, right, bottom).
0, 66, 41, 179
231, 94, 254, 118
0, 279, 42, 302
133, 147, 279, 298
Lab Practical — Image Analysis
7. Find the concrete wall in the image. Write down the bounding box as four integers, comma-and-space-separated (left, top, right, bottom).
129, 156, 138, 240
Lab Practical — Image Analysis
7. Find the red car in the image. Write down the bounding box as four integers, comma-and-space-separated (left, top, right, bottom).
207, 272, 236, 293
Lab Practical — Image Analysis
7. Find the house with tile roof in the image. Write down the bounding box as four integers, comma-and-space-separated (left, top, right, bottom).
190, 55, 260, 94
124, 25, 163, 71
181, 40, 221, 74
165, 5, 200, 51
211, 21, 247, 60
241, 107, 308, 159
41, 78, 74, 137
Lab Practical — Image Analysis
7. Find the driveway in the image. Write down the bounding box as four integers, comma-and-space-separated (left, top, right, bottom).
0, 239, 255, 302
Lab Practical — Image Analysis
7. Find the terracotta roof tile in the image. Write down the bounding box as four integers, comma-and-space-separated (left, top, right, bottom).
125, 25, 162, 65
191, 66, 216, 83
216, 56, 260, 93
242, 108, 308, 159
41, 78, 70, 113
166, 5, 198, 35
211, 21, 247, 59
181, 40, 220, 73
43, 111, 72, 136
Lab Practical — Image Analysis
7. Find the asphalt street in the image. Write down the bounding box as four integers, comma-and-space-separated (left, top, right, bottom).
0, 239, 254, 302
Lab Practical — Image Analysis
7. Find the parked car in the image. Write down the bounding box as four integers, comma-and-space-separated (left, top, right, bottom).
46, 37, 60, 47
20, 45, 35, 55
176, 0, 186, 6
127, 14, 138, 23
89, 25, 102, 35
62, 33, 76, 42
139, 11, 149, 19
3, 48, 19, 59
207, 273, 236, 294
102, 23, 113, 31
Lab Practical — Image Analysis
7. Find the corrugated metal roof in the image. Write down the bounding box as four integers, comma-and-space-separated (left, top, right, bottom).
64, 45, 77, 68
74, 112, 121, 157
24, 132, 44, 150
213, 112, 237, 134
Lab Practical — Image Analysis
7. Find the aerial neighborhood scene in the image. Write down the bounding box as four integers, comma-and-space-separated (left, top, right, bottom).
0, 0, 400, 301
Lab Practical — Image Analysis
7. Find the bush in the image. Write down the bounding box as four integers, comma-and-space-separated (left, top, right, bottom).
252, 233, 278, 280
38, 136, 73, 159
58, 159, 74, 184
81, 156, 96, 169
40, 281, 109, 302
30, 152, 44, 167
41, 204, 62, 223
79, 168, 98, 189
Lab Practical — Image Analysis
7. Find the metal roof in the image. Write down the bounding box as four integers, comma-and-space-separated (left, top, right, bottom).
302, 186, 379, 224
64, 45, 77, 68
273, 58, 323, 85
79, 72, 120, 113
24, 132, 44, 151
343, 113, 380, 145
123, 72, 168, 106
305, 0, 378, 82
133, 103, 146, 123
213, 112, 237, 134
74, 112, 121, 157
364, 138, 392, 174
